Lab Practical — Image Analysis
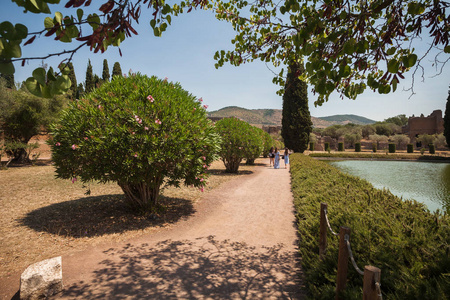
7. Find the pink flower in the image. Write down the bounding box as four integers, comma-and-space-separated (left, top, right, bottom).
134, 153, 138, 157
147, 95, 155, 102
202, 156, 206, 160
84, 137, 88, 140
144, 126, 149, 130
132, 132, 135, 135
71, 177, 77, 183
71, 144, 77, 150
55, 142, 61, 146
203, 105, 208, 109
199, 97, 203, 102
193, 108, 196, 111
98, 105, 102, 109
155, 119, 162, 125
200, 187, 204, 192
200, 178, 204, 182
203, 164, 207, 169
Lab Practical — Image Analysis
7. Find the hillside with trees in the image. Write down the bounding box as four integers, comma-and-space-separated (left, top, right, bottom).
207, 106, 376, 128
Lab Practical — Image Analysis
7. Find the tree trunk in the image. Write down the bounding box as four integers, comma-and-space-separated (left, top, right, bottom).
10, 148, 30, 164
118, 178, 162, 212
224, 157, 241, 173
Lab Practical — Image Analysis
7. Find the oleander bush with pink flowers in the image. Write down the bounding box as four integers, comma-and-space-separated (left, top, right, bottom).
49, 73, 220, 212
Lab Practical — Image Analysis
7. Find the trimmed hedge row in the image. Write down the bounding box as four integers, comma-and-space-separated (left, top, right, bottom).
290, 153, 449, 299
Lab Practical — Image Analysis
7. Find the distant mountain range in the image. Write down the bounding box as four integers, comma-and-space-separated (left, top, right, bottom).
207, 106, 377, 128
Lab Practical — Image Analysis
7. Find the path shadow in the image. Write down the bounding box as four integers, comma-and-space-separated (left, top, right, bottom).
57, 236, 306, 299
18, 194, 195, 238
207, 169, 254, 176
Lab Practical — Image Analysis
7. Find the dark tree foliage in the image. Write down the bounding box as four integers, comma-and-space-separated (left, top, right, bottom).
444, 86, 450, 149
112, 62, 123, 78
85, 59, 94, 93
93, 74, 101, 89
0, 80, 67, 163
102, 59, 110, 82
281, 61, 312, 153
67, 62, 77, 99
77, 83, 84, 98
0, 73, 15, 89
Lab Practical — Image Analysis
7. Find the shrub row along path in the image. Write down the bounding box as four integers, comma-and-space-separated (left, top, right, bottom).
5, 159, 306, 299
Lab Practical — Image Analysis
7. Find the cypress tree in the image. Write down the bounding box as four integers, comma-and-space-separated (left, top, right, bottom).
112, 62, 122, 78
281, 60, 313, 153
102, 59, 110, 82
85, 59, 94, 93
444, 86, 450, 149
93, 74, 101, 89
67, 62, 77, 99
77, 83, 84, 98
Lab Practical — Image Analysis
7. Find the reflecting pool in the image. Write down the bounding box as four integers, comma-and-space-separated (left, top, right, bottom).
330, 160, 450, 213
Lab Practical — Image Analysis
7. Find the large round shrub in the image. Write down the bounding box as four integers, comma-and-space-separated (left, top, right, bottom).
244, 126, 264, 165
262, 130, 274, 158
215, 117, 260, 172
50, 74, 220, 212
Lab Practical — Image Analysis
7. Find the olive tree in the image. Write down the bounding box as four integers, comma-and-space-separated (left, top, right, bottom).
0, 79, 67, 163
50, 74, 220, 212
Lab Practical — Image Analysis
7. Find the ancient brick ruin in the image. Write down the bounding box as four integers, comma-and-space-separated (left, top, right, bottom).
402, 110, 444, 141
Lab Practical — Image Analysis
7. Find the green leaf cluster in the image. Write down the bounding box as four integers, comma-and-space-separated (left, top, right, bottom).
0, 21, 27, 74
49, 73, 220, 210
290, 154, 450, 299
25, 64, 71, 98
210, 0, 448, 104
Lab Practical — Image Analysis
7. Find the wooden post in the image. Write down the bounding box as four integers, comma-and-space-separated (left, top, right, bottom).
319, 203, 328, 259
363, 266, 381, 300
336, 226, 351, 300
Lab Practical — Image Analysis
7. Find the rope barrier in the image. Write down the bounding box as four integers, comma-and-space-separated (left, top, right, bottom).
344, 234, 364, 276
323, 207, 339, 236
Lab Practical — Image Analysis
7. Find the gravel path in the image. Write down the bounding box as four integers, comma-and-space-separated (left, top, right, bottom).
6, 158, 305, 299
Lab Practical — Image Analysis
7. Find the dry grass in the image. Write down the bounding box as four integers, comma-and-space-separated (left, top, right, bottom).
0, 159, 260, 278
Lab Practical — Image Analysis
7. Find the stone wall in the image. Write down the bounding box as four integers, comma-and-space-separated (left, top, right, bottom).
262, 125, 282, 135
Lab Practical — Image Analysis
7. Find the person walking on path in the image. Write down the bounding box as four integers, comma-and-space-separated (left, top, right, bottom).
284, 148, 290, 169
269, 146, 275, 167
273, 147, 281, 169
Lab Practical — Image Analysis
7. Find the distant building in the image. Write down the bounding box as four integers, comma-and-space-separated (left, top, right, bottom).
262, 125, 282, 135
402, 110, 444, 141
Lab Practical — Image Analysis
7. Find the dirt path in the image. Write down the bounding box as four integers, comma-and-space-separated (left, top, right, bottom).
7, 158, 306, 299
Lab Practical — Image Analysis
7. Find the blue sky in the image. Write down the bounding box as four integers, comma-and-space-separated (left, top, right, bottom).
2, 1, 449, 121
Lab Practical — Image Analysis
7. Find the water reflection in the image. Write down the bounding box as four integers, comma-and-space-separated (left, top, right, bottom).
330, 160, 450, 213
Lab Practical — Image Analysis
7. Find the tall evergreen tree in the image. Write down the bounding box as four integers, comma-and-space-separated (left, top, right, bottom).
112, 62, 122, 78
444, 86, 450, 149
67, 62, 78, 99
77, 83, 85, 98
102, 59, 110, 82
93, 74, 101, 89
85, 60, 94, 93
281, 60, 312, 153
